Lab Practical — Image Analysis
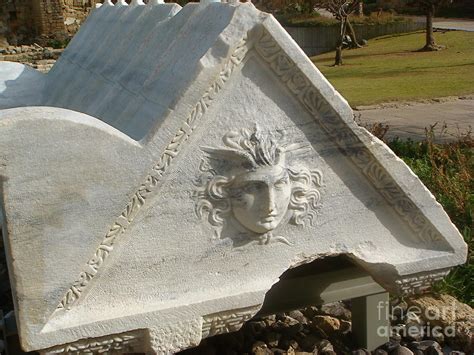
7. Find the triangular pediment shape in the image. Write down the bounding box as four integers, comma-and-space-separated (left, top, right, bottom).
0, 3, 466, 354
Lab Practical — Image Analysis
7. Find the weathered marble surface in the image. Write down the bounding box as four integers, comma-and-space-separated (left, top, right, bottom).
0, 1, 467, 354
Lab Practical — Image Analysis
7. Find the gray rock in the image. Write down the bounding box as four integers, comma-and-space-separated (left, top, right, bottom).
42, 49, 54, 59
312, 315, 341, 334
247, 320, 267, 337
320, 302, 352, 320
263, 314, 276, 327
340, 319, 351, 333
390, 332, 402, 342
428, 331, 445, 345
379, 340, 402, 352
404, 311, 423, 325
404, 324, 424, 341
302, 306, 319, 319
318, 339, 335, 354
251, 341, 272, 355
408, 340, 443, 355
390, 299, 408, 321
390, 346, 414, 355
298, 334, 321, 352
288, 310, 309, 325
264, 331, 281, 348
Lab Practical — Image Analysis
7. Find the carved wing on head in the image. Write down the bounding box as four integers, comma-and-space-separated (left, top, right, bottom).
283, 142, 312, 157
200, 146, 257, 169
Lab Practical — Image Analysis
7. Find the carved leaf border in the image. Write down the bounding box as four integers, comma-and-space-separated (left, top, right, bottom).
56, 37, 250, 311
252, 26, 446, 246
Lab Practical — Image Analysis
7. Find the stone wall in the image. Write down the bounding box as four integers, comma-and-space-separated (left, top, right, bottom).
35, 0, 67, 40
284, 20, 426, 57
62, 0, 100, 35
0, 0, 35, 44
0, 0, 100, 45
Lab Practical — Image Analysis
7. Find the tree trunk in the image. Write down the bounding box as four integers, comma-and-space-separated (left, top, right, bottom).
334, 17, 347, 66
358, 1, 364, 16
345, 20, 362, 48
335, 45, 343, 66
423, 3, 439, 51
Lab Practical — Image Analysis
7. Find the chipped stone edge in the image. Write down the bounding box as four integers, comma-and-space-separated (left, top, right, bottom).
41, 306, 261, 354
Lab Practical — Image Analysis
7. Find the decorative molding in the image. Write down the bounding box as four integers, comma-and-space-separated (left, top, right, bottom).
253, 26, 445, 245
56, 24, 447, 311
41, 331, 143, 354
56, 37, 250, 311
395, 269, 450, 296
202, 305, 261, 338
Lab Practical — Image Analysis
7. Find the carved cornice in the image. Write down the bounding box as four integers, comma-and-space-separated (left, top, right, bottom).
252, 26, 445, 246
41, 330, 143, 354
202, 305, 261, 338
396, 269, 450, 296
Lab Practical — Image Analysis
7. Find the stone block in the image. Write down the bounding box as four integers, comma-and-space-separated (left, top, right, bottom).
0, 1, 467, 353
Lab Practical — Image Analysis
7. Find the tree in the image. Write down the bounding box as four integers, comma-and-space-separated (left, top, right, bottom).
314, 0, 360, 65
409, 0, 454, 51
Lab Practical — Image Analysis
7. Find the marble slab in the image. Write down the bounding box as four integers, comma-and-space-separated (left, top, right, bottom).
0, 1, 467, 353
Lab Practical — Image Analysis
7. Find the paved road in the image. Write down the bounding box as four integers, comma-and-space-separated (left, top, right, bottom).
434, 18, 474, 32
356, 18, 474, 141
356, 99, 474, 141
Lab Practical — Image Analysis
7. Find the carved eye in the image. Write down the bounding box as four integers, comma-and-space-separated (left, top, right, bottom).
274, 177, 289, 189
243, 182, 263, 194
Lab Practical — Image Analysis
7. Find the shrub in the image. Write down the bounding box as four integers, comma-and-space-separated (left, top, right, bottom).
387, 126, 473, 306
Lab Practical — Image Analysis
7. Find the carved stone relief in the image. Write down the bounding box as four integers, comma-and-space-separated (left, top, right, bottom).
202, 305, 261, 338
195, 125, 323, 246
41, 330, 144, 354
396, 269, 451, 296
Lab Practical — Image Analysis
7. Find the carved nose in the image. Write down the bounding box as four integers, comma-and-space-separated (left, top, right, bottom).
267, 187, 277, 214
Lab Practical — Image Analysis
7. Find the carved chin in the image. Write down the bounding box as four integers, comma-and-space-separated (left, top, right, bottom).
237, 218, 280, 234
258, 220, 279, 232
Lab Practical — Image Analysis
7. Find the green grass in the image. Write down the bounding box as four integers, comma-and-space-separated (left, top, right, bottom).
312, 31, 474, 107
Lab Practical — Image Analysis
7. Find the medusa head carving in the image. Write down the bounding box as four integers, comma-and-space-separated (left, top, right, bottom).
194, 125, 323, 246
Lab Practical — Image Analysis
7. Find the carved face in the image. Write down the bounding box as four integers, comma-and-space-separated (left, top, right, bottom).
231, 165, 292, 234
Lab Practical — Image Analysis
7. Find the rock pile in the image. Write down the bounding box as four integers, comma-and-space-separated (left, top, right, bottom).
0, 44, 62, 72
179, 298, 473, 355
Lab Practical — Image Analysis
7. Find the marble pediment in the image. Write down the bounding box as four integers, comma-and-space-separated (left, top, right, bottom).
0, 1, 466, 353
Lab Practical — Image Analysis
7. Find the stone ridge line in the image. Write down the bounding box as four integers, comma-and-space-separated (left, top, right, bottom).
55, 37, 250, 311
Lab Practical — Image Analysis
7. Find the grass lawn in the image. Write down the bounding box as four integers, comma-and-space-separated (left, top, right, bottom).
312, 31, 474, 107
